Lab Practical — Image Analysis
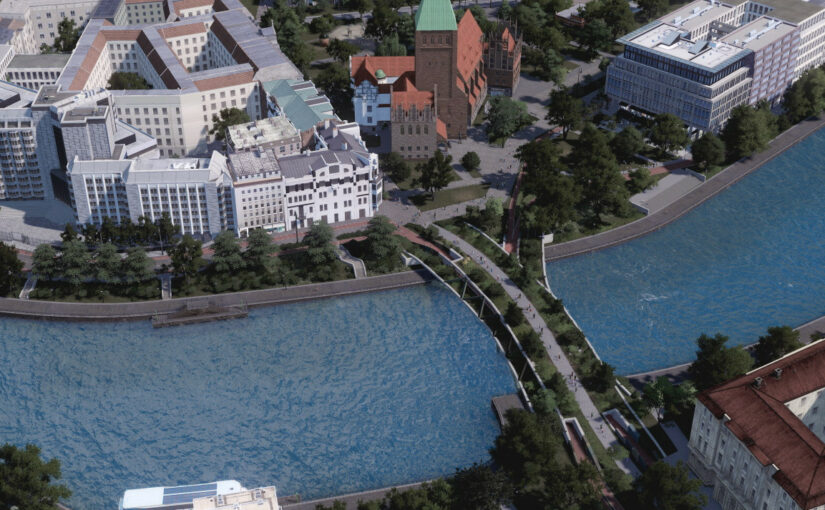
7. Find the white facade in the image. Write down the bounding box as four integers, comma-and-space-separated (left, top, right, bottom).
0, 0, 99, 53
228, 148, 287, 235
226, 116, 302, 154
352, 80, 390, 128
5, 53, 71, 91
68, 152, 235, 236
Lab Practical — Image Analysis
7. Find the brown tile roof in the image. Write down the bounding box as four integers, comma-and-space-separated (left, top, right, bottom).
697, 340, 825, 509
193, 68, 253, 91
456, 12, 483, 84
171, 0, 214, 14
436, 118, 447, 139
350, 56, 416, 86
157, 22, 207, 39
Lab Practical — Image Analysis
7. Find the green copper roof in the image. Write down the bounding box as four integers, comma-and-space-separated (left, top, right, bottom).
415, 0, 457, 31
375, 69, 386, 79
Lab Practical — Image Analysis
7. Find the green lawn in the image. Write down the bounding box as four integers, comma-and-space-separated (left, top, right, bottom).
410, 183, 489, 211
562, 60, 580, 70
552, 211, 645, 244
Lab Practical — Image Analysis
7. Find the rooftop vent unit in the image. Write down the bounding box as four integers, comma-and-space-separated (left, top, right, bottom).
753, 376, 764, 388
773, 368, 783, 379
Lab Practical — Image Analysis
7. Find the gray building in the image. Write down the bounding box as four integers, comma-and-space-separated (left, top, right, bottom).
5, 53, 71, 91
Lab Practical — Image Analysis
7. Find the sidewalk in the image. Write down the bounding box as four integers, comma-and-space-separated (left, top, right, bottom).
434, 225, 640, 478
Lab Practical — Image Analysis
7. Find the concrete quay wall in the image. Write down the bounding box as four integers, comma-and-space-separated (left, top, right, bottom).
0, 270, 433, 322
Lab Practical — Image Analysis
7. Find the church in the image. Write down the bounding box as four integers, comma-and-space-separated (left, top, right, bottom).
349, 0, 521, 158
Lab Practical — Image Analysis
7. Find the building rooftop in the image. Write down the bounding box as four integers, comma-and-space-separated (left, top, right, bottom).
698, 340, 825, 510
759, 0, 823, 24
263, 79, 337, 132
226, 115, 299, 151
720, 16, 797, 51
121, 481, 244, 510
227, 147, 282, 180
192, 486, 279, 510
8, 53, 72, 69
415, 0, 457, 31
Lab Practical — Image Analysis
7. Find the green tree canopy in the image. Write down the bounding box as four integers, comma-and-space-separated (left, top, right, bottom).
722, 103, 777, 160
546, 89, 583, 139
309, 14, 335, 37
576, 18, 612, 59
61, 223, 80, 243
0, 443, 72, 510
754, 325, 803, 367
0, 241, 22, 296
637, 0, 668, 19
417, 151, 454, 196
364, 215, 400, 269
32, 244, 58, 281
303, 221, 338, 281
783, 67, 825, 123
169, 234, 204, 283
244, 228, 275, 271
107, 72, 152, 90
93, 242, 121, 284
572, 124, 629, 220
650, 113, 689, 155
635, 461, 707, 510
448, 463, 510, 510
121, 247, 155, 283
326, 39, 360, 64
261, 0, 314, 73
59, 240, 92, 288
365, 0, 400, 40
316, 62, 353, 111
584, 0, 636, 38
691, 132, 725, 170
627, 167, 655, 194
53, 18, 80, 52
688, 333, 754, 390
517, 139, 579, 234
642, 377, 697, 421
210, 108, 251, 141
381, 152, 411, 183
211, 231, 245, 273
487, 96, 533, 141
375, 33, 407, 56
610, 125, 645, 163
460, 151, 481, 173
155, 212, 179, 253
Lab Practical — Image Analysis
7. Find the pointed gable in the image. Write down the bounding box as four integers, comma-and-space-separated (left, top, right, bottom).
456, 12, 484, 83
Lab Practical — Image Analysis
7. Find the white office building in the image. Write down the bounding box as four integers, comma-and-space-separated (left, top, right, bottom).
5, 53, 72, 91
606, 0, 825, 132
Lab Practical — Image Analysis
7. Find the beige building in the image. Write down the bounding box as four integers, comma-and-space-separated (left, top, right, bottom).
227, 116, 302, 155
688, 339, 825, 510
192, 486, 279, 510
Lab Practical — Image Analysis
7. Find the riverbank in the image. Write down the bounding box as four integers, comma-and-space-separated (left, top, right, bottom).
0, 269, 432, 322
544, 115, 825, 262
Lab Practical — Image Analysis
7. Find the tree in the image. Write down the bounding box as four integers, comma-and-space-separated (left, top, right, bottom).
364, 215, 400, 269
650, 113, 689, 155
722, 103, 777, 160
688, 333, 753, 390
0, 241, 22, 296
610, 126, 644, 163
121, 247, 155, 283
60, 223, 80, 244
417, 151, 453, 196
261, 0, 314, 73
449, 463, 510, 510
365, 0, 399, 40
642, 378, 666, 420
480, 197, 504, 235
210, 107, 251, 141
588, 362, 615, 392
396, 13, 416, 48
517, 139, 578, 234
584, 0, 635, 38
316, 63, 352, 110
487, 96, 533, 141
52, 18, 80, 52
169, 234, 204, 283
59, 240, 91, 289
309, 14, 335, 37
326, 39, 359, 64
211, 231, 245, 274
375, 33, 407, 56
350, 0, 374, 21
31, 244, 58, 281
0, 443, 71, 510
572, 124, 629, 220
546, 89, 583, 139
576, 18, 612, 59
82, 223, 101, 248
460, 151, 481, 173
93, 243, 121, 284
381, 152, 411, 183
627, 167, 656, 194
155, 212, 179, 254
782, 67, 825, 122
107, 72, 152, 90
691, 132, 725, 170
244, 228, 275, 270
303, 221, 338, 281
637, 0, 668, 19
635, 461, 707, 510
754, 325, 802, 367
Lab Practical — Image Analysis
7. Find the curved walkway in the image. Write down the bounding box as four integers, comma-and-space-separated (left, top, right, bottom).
544, 115, 825, 262
0, 270, 432, 321
435, 225, 641, 478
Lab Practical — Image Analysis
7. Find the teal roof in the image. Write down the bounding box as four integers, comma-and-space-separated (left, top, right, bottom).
261, 79, 339, 132
415, 0, 457, 31
375, 69, 386, 79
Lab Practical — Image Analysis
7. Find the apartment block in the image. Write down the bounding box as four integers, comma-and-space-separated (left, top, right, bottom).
606, 0, 825, 132
5, 53, 71, 91
0, 0, 99, 53
227, 148, 287, 235
68, 152, 235, 236
688, 340, 825, 510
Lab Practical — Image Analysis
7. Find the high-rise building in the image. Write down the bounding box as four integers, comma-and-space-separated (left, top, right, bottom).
606, 0, 825, 132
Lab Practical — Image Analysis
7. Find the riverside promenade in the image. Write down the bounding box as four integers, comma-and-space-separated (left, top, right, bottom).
544, 115, 825, 262
0, 270, 432, 321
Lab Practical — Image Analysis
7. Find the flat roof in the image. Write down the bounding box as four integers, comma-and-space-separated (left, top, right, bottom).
626, 22, 750, 71
665, 1, 732, 32
760, 0, 823, 24
122, 481, 244, 509
721, 16, 797, 50
8, 53, 72, 69
227, 116, 299, 150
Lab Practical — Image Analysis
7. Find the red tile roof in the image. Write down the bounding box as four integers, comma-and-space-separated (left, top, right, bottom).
698, 340, 825, 509
350, 56, 416, 86
456, 13, 484, 84
436, 118, 447, 140
391, 78, 434, 110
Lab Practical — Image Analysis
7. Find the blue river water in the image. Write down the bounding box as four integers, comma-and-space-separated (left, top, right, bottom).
0, 284, 515, 509
546, 127, 825, 375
